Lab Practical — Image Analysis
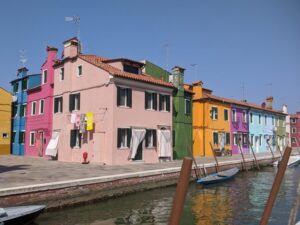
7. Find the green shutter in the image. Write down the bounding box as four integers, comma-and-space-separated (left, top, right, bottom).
117, 128, 121, 148
54, 98, 58, 113
159, 94, 163, 111
77, 93, 80, 110
153, 93, 157, 110
69, 94, 73, 112
127, 89, 132, 107
70, 129, 76, 148
145, 130, 149, 147
117, 87, 121, 106
127, 128, 132, 148
166, 95, 170, 112
153, 130, 157, 147
145, 92, 149, 109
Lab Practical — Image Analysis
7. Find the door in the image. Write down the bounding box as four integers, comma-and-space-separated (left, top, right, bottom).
255, 136, 259, 153
133, 141, 143, 161
218, 133, 225, 152
37, 131, 44, 157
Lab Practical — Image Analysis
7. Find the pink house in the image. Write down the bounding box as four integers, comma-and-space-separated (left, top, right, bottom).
51, 38, 174, 165
25, 46, 57, 157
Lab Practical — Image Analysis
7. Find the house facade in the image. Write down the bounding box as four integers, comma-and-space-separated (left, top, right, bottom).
25, 46, 57, 157
290, 112, 300, 150
52, 38, 174, 165
143, 62, 193, 159
0, 88, 12, 155
276, 106, 287, 151
10, 68, 40, 155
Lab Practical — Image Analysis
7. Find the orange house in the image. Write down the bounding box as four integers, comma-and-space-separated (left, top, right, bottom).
185, 82, 231, 157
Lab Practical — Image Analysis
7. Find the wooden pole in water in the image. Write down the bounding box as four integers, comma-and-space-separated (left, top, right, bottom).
288, 180, 300, 225
209, 142, 219, 172
248, 137, 260, 170
259, 146, 292, 225
238, 142, 248, 171
168, 157, 192, 225
267, 141, 275, 162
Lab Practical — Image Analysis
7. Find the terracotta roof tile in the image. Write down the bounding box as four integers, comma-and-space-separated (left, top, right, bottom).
79, 55, 174, 88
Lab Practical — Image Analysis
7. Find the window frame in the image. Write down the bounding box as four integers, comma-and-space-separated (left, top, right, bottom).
42, 70, 48, 84
2, 133, 9, 139
225, 132, 230, 145
60, 67, 65, 81
69, 93, 80, 112
259, 114, 261, 124
242, 111, 247, 123
145, 129, 157, 148
213, 131, 218, 145
54, 96, 63, 113
159, 94, 170, 112
19, 130, 25, 144
77, 65, 83, 77
291, 137, 296, 144
39, 99, 45, 115
20, 104, 26, 117
291, 118, 297, 124
31, 101, 37, 116
250, 112, 253, 123
117, 86, 132, 108
29, 131, 35, 146
145, 91, 157, 110
292, 127, 297, 134
224, 109, 228, 121
117, 128, 132, 149
211, 106, 218, 120
232, 109, 236, 122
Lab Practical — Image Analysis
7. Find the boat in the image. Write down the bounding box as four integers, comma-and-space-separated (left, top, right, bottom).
0, 205, 45, 225
273, 155, 300, 168
197, 167, 239, 185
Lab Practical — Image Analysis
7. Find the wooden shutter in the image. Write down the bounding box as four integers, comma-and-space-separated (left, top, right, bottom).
78, 132, 82, 148
54, 98, 58, 113
153, 130, 157, 147
77, 93, 81, 110
117, 128, 122, 148
145, 129, 149, 147
117, 87, 121, 106
166, 95, 170, 112
153, 93, 157, 110
145, 92, 149, 109
70, 129, 76, 148
60, 97, 63, 112
159, 94, 163, 111
127, 88, 132, 108
69, 94, 74, 112
127, 128, 132, 148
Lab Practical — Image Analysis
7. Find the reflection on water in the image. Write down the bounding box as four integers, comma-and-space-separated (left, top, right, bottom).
36, 166, 300, 225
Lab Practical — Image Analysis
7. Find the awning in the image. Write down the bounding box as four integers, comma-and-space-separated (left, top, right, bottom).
45, 131, 60, 157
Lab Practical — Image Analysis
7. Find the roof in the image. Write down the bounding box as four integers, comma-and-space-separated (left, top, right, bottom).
79, 54, 174, 88
10, 73, 40, 84
197, 93, 285, 115
103, 58, 145, 66
184, 87, 194, 94
291, 113, 300, 118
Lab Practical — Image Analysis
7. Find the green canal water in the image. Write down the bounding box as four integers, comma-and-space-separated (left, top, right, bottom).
35, 166, 300, 225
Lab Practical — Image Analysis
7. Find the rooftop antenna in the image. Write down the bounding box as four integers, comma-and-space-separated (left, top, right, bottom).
65, 16, 80, 41
190, 64, 198, 82
20, 49, 27, 67
162, 43, 169, 71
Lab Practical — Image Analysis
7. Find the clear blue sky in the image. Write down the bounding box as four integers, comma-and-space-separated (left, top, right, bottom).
0, 0, 299, 113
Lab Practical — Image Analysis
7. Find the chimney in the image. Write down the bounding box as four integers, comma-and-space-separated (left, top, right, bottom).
17, 67, 28, 78
192, 80, 204, 99
266, 96, 273, 109
282, 104, 288, 114
261, 102, 266, 108
63, 37, 79, 59
171, 66, 185, 89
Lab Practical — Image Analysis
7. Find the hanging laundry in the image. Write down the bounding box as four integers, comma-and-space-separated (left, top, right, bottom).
76, 114, 81, 128
86, 112, 94, 131
71, 113, 77, 124
80, 114, 86, 133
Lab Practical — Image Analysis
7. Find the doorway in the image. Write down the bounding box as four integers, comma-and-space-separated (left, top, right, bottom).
133, 141, 143, 161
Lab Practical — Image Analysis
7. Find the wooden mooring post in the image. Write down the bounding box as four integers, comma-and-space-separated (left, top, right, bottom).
248, 137, 260, 170
238, 142, 248, 171
259, 146, 292, 225
210, 142, 220, 172
168, 157, 192, 225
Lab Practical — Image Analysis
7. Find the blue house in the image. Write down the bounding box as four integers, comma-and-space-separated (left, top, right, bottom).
10, 67, 40, 155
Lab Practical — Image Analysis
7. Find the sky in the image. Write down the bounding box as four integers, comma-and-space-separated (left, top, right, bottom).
0, 0, 299, 113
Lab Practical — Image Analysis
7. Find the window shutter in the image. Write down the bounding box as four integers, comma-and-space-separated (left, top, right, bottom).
159, 94, 162, 111
77, 93, 81, 110
61, 97, 63, 112
54, 99, 58, 113
127, 128, 132, 148
172, 130, 175, 147
166, 95, 170, 112
127, 89, 132, 107
145, 130, 149, 147
153, 93, 157, 110
145, 92, 149, 109
117, 128, 121, 148
70, 129, 76, 148
78, 132, 82, 148
69, 94, 74, 112
117, 87, 121, 106
153, 130, 157, 147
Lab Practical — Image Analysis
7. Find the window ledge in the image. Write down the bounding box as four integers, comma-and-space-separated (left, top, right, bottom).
118, 106, 131, 109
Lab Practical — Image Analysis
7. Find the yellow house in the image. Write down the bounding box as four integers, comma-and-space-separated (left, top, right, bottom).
185, 81, 231, 157
0, 87, 12, 155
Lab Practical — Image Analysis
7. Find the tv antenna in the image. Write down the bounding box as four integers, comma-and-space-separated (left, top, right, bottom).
65, 16, 80, 40
190, 64, 198, 81
20, 49, 27, 67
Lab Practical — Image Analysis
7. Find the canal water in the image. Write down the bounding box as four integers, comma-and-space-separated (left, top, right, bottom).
35, 166, 300, 225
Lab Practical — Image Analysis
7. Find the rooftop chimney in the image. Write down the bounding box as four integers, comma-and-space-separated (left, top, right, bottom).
266, 96, 273, 109
261, 102, 266, 108
282, 104, 288, 114
171, 66, 185, 89
17, 67, 28, 78
63, 37, 79, 59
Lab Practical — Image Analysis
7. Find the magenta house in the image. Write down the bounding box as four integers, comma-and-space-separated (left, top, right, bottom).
231, 104, 250, 154
51, 38, 174, 165
25, 46, 57, 157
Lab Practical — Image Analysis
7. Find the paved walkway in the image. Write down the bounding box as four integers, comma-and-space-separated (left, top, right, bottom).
0, 152, 280, 190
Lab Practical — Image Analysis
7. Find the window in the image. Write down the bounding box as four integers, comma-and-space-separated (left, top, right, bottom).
233, 133, 237, 145
77, 65, 83, 76
272, 116, 275, 125
224, 109, 228, 121
2, 133, 9, 139
123, 64, 139, 74
29, 131, 35, 146
117, 87, 132, 108
259, 135, 262, 146
185, 99, 191, 115
292, 128, 297, 134
291, 138, 296, 144
70, 129, 81, 148
225, 133, 230, 145
20, 104, 26, 117
12, 131, 16, 143
265, 115, 267, 125
31, 101, 37, 115
19, 131, 25, 144
213, 132, 218, 145
13, 82, 19, 93
69, 93, 80, 112
42, 70, 48, 84
243, 111, 247, 123
54, 97, 63, 113
276, 117, 279, 126
145, 92, 157, 110
13, 104, 18, 117
250, 135, 254, 146
242, 133, 248, 145
117, 128, 132, 148
250, 113, 253, 123
159, 94, 170, 112
259, 114, 261, 124
39, 99, 44, 114
22, 79, 27, 91
232, 109, 236, 122
145, 129, 157, 148
291, 118, 297, 124
60, 68, 64, 81
211, 107, 218, 120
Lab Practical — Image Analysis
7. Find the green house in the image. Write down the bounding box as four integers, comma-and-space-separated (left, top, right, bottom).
143, 61, 193, 159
